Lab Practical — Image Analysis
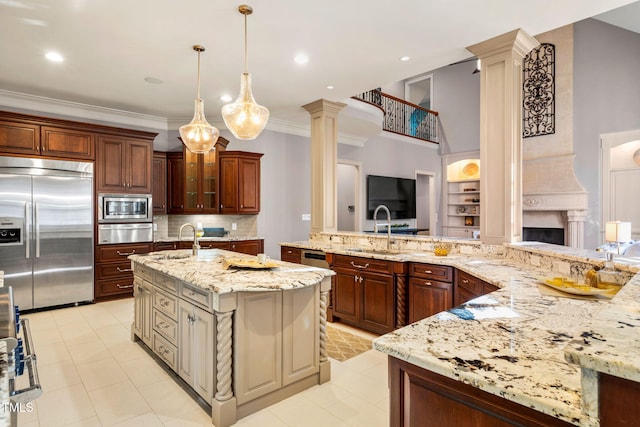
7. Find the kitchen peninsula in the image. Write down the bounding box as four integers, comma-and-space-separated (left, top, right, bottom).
281, 232, 640, 426
129, 249, 333, 427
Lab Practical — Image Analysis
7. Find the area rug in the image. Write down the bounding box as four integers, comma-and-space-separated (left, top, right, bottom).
326, 324, 373, 362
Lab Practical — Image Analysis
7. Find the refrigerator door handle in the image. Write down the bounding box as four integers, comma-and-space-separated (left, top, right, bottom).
35, 202, 40, 258
25, 202, 31, 259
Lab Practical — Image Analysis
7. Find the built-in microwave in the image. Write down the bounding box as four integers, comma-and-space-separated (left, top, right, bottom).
98, 194, 152, 223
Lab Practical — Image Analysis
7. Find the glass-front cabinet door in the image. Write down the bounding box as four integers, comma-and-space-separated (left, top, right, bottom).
201, 149, 217, 210
180, 137, 228, 213
184, 148, 200, 210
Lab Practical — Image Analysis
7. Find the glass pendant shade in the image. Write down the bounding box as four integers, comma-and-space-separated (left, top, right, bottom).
221, 73, 269, 140
179, 99, 219, 154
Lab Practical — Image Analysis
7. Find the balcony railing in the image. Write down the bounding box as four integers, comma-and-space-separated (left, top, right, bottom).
352, 89, 439, 144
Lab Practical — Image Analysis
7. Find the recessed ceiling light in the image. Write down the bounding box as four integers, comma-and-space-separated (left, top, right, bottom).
326, 85, 334, 90
220, 94, 233, 102
294, 54, 309, 65
399, 56, 410, 62
144, 76, 163, 84
45, 51, 64, 62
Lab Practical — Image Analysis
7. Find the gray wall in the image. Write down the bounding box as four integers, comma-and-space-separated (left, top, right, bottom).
338, 134, 442, 232
574, 19, 640, 249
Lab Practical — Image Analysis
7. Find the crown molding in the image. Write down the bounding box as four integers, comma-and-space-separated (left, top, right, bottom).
0, 90, 169, 130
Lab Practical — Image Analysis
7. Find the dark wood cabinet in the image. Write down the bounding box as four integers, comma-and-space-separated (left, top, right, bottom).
280, 246, 302, 263
388, 356, 573, 427
219, 151, 263, 214
166, 152, 185, 213
454, 270, 499, 306
408, 263, 454, 324
0, 119, 94, 160
167, 138, 229, 214
41, 126, 94, 160
229, 239, 264, 255
600, 372, 640, 426
152, 152, 167, 214
0, 119, 40, 156
97, 135, 152, 194
330, 254, 396, 334
154, 241, 177, 251
95, 242, 153, 300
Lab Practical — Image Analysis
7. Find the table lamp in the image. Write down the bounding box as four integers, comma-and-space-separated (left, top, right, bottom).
605, 220, 632, 255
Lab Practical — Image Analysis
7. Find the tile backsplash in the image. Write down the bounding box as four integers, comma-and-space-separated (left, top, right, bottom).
154, 215, 258, 239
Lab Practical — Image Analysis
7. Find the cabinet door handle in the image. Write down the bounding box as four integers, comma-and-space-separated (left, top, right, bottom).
423, 270, 433, 274
462, 279, 469, 284
424, 282, 433, 286
116, 283, 134, 289
117, 267, 133, 272
350, 261, 369, 269
358, 276, 363, 283
160, 298, 170, 307
240, 204, 243, 209
117, 250, 136, 256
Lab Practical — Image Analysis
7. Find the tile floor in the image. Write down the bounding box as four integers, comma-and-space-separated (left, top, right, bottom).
15, 299, 389, 427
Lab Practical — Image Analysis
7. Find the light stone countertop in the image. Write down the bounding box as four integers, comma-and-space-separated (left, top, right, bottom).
129, 249, 334, 294
280, 235, 640, 426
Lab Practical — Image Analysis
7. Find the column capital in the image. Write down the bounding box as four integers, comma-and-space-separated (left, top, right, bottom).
302, 99, 347, 116
467, 28, 539, 60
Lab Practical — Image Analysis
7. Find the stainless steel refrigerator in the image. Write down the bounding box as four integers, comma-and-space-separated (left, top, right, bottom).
0, 156, 94, 310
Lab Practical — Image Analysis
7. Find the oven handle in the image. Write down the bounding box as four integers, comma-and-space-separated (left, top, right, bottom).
10, 318, 42, 404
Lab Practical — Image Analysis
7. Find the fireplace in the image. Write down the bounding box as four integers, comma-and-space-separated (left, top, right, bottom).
523, 227, 564, 245
523, 154, 589, 249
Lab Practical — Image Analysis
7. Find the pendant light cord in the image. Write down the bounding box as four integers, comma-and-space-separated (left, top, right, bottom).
196, 49, 202, 101
244, 12, 249, 74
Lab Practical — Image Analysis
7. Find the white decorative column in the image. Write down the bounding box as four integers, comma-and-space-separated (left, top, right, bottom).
564, 210, 587, 249
302, 99, 346, 233
468, 29, 539, 245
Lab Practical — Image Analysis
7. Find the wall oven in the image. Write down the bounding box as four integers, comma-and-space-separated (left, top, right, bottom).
98, 194, 152, 223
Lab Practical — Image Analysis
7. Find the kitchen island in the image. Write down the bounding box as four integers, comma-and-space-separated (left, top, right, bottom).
129, 249, 333, 427
281, 232, 640, 426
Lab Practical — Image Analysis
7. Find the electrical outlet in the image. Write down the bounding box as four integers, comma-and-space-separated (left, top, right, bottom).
153, 223, 158, 232
302, 214, 311, 221
231, 223, 237, 230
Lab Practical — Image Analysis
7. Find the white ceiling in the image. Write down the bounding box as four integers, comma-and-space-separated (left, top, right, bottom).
0, 0, 637, 130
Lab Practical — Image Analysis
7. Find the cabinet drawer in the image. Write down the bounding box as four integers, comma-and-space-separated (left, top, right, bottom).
153, 287, 178, 319
409, 263, 453, 282
280, 246, 301, 263
332, 254, 394, 274
179, 283, 212, 312
133, 263, 153, 282
153, 309, 178, 345
154, 241, 177, 251
96, 243, 153, 262
95, 260, 133, 280
152, 331, 177, 371
154, 271, 178, 294
457, 270, 483, 295
199, 241, 230, 250
96, 277, 135, 297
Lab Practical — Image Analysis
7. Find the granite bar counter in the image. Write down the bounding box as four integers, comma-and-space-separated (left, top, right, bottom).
280, 232, 640, 426
129, 249, 334, 427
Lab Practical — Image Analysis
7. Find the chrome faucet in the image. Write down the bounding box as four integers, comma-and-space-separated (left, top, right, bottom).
178, 223, 200, 256
373, 204, 392, 250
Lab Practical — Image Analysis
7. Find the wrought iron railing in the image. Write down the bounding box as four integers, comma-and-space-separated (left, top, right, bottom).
352, 89, 439, 143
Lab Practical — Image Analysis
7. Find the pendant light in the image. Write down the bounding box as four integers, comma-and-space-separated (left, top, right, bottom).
221, 4, 269, 140
179, 45, 219, 154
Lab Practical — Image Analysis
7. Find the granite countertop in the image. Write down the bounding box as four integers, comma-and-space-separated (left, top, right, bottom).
280, 235, 640, 426
130, 249, 334, 294
155, 236, 263, 243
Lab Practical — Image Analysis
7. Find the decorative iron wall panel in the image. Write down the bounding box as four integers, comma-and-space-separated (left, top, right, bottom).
523, 43, 555, 138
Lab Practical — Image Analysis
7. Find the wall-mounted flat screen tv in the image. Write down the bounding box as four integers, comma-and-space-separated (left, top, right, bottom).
366, 175, 416, 219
